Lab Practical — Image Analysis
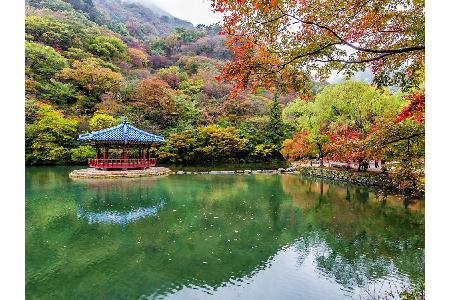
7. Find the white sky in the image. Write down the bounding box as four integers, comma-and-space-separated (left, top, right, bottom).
145, 0, 222, 26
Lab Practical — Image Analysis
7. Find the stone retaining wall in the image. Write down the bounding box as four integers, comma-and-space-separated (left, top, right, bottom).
296, 166, 394, 187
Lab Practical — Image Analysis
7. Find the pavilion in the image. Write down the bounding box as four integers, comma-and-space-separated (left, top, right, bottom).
78, 117, 165, 170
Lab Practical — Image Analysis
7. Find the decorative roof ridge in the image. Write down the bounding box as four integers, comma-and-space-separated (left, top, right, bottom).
127, 125, 165, 141
77, 116, 164, 143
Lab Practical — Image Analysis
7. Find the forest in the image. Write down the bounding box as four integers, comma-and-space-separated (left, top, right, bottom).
25, 0, 424, 195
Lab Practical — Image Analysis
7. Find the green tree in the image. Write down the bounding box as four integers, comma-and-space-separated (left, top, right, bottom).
89, 112, 116, 131
26, 0, 73, 11
312, 81, 405, 133
25, 16, 73, 49
26, 41, 69, 80
86, 35, 128, 61
70, 145, 96, 163
32, 79, 77, 105
174, 27, 204, 43
157, 126, 248, 163
26, 104, 78, 164
266, 89, 286, 150
179, 79, 204, 98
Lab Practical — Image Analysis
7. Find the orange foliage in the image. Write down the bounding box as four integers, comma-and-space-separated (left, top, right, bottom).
212, 0, 424, 91
127, 48, 149, 68
281, 132, 315, 161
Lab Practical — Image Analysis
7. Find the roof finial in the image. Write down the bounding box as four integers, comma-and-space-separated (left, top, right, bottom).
123, 116, 128, 124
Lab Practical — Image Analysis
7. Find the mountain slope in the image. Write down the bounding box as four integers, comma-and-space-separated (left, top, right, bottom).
93, 0, 193, 38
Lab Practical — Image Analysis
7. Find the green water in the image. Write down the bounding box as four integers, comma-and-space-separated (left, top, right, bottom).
26, 166, 424, 300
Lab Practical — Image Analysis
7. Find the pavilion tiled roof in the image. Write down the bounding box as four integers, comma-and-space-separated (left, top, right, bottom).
78, 117, 165, 143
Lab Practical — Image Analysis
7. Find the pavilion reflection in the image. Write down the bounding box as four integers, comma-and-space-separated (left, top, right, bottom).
76, 201, 165, 226
72, 177, 168, 226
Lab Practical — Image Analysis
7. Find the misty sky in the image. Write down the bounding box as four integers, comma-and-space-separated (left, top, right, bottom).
145, 0, 222, 25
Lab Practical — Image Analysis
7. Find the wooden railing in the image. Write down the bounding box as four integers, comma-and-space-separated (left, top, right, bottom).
88, 158, 157, 170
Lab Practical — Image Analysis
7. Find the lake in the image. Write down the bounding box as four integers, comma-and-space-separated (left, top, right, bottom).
26, 166, 424, 300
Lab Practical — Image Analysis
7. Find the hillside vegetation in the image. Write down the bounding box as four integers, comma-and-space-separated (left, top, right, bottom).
25, 0, 291, 165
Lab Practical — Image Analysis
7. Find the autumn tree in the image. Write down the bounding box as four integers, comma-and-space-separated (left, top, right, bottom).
281, 131, 315, 161
131, 77, 197, 129
156, 66, 188, 89
364, 109, 425, 195
58, 59, 125, 99
127, 47, 149, 68
212, 0, 424, 90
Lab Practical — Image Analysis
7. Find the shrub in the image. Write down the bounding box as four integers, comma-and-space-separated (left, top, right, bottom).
70, 145, 96, 163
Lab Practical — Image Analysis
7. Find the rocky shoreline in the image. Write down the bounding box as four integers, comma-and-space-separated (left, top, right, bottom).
171, 166, 394, 188
69, 165, 394, 189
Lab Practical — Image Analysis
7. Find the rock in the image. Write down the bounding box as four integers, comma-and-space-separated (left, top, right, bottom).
253, 170, 262, 173
209, 171, 235, 174
177, 171, 185, 175
244, 170, 252, 174
186, 172, 192, 175
236, 170, 244, 174
278, 168, 286, 172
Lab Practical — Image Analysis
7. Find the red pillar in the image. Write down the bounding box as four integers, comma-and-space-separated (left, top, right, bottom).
103, 145, 107, 160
